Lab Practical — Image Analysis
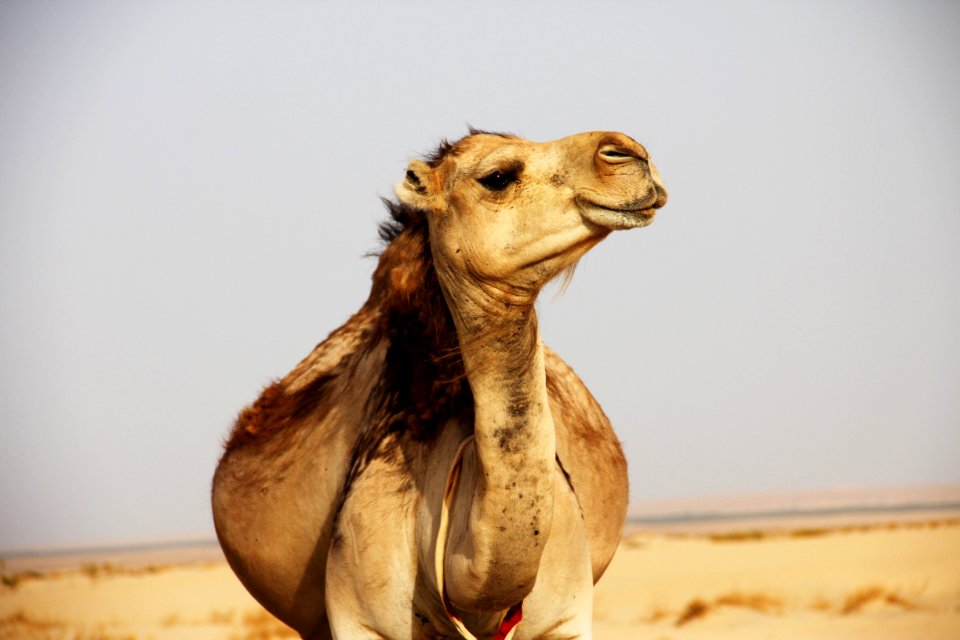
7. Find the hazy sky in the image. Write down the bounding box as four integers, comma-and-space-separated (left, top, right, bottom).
1, 1, 958, 550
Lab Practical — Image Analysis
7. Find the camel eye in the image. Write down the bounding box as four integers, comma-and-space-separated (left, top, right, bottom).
478, 169, 518, 191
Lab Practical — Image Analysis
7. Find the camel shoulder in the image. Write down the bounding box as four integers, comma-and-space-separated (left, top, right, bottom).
544, 345, 628, 582
222, 307, 381, 455
543, 346, 614, 439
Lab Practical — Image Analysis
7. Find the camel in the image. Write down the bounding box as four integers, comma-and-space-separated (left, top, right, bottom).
212, 129, 667, 639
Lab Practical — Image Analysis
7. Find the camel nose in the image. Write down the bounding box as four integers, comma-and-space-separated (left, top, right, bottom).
596, 133, 649, 165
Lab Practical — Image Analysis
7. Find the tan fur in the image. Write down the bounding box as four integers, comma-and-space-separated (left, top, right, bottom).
212, 130, 667, 639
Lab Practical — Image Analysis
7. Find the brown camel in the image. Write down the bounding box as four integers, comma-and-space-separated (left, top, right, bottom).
212, 130, 667, 639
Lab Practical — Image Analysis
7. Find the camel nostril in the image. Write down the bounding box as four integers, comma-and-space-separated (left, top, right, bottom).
598, 145, 639, 164
597, 135, 650, 164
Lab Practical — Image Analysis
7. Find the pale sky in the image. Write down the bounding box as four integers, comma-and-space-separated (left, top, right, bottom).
1, 0, 958, 550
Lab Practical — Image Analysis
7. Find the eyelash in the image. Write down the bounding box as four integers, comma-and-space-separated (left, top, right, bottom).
478, 169, 519, 191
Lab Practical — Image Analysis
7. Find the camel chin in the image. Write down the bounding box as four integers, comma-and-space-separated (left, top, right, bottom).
580, 203, 658, 230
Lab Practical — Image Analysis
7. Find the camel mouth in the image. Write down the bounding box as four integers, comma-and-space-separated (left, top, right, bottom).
576, 198, 657, 230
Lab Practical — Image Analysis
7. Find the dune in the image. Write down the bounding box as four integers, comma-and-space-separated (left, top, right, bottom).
2, 520, 959, 639
0, 562, 288, 639
594, 520, 960, 639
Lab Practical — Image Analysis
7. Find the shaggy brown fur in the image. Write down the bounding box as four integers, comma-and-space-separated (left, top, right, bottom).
423, 127, 513, 168
224, 198, 472, 464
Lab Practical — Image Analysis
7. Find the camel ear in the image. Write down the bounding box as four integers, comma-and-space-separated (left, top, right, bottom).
395, 159, 440, 211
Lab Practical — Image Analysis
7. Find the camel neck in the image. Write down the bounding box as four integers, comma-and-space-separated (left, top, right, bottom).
458, 308, 556, 473
437, 273, 557, 610
437, 275, 555, 469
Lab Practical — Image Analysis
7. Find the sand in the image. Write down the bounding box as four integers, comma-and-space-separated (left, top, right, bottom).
594, 521, 960, 639
3, 521, 959, 639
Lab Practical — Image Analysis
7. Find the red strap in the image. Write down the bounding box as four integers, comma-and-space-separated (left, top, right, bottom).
492, 602, 523, 640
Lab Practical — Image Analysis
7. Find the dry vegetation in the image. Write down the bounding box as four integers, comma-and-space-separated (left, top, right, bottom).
674, 591, 784, 626
1, 560, 176, 592
232, 610, 300, 640
0, 610, 137, 639
0, 606, 299, 640
0, 560, 299, 640
656, 522, 957, 627
703, 517, 960, 544
670, 585, 924, 627
839, 586, 921, 615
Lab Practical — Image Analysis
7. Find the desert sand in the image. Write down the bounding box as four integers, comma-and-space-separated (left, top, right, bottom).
2, 520, 959, 639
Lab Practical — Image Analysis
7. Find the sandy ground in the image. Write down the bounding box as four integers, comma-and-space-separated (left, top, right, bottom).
2, 520, 959, 639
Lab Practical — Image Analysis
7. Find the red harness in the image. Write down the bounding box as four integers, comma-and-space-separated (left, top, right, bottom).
492, 602, 523, 640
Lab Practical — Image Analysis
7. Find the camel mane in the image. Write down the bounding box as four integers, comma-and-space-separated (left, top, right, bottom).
224, 198, 472, 458
418, 128, 514, 170
368, 199, 473, 438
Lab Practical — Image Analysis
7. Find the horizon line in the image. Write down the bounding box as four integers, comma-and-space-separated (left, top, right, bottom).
5, 498, 960, 559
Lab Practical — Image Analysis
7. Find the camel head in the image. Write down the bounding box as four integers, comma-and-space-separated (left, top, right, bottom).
396, 131, 667, 302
